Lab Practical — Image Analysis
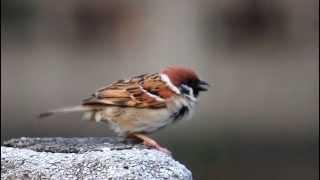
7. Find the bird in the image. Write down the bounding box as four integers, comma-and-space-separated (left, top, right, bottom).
39, 66, 209, 154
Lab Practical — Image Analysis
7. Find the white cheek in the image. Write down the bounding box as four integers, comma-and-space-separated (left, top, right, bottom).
182, 85, 197, 102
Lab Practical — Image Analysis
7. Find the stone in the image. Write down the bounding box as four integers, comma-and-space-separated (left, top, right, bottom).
1, 137, 192, 180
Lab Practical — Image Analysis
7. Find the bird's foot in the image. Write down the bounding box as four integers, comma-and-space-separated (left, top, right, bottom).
127, 133, 171, 155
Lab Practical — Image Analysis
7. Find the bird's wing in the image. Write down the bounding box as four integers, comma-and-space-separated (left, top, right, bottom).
82, 73, 177, 108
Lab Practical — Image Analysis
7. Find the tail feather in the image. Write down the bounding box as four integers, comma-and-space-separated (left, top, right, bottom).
38, 105, 93, 118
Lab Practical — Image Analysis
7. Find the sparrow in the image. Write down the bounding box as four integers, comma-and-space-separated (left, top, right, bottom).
39, 66, 209, 154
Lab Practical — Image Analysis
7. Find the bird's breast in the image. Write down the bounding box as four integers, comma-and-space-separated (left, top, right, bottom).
90, 96, 196, 135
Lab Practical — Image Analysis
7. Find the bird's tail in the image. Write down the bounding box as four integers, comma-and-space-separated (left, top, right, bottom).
38, 105, 93, 118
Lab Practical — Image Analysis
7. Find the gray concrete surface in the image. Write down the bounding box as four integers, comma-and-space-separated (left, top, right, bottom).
1, 137, 192, 180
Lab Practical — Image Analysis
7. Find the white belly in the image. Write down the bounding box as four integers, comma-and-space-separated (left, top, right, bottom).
83, 96, 195, 136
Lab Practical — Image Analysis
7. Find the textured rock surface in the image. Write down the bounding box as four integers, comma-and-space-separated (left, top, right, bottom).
1, 137, 192, 180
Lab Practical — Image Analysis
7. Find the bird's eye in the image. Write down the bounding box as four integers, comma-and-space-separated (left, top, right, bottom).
180, 85, 191, 95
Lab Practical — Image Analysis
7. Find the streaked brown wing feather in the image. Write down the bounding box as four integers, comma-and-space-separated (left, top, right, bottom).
140, 77, 176, 99
82, 73, 173, 108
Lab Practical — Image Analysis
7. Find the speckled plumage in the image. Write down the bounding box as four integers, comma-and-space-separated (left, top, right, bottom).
39, 66, 209, 153
81, 72, 195, 135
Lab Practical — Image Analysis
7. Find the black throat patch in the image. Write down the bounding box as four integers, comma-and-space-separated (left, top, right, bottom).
172, 106, 189, 122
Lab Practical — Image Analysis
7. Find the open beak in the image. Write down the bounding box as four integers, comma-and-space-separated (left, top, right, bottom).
198, 80, 210, 91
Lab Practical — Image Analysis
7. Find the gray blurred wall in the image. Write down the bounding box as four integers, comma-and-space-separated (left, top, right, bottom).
2, 0, 319, 180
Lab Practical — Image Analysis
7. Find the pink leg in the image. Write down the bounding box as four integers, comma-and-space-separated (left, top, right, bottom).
128, 133, 171, 155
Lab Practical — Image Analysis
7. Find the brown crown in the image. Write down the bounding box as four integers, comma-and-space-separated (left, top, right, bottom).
161, 66, 199, 87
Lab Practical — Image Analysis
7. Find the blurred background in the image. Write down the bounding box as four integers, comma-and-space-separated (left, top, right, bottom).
1, 0, 318, 179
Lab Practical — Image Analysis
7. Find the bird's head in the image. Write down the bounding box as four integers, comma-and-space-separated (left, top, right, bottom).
161, 66, 209, 98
